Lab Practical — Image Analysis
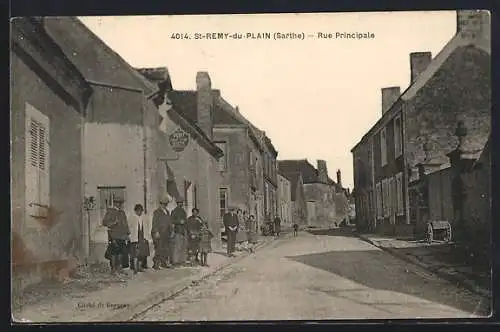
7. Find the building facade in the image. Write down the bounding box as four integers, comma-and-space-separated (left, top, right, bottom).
277, 172, 292, 225
278, 159, 348, 228
11, 18, 93, 291
351, 10, 491, 237
139, 69, 224, 244
44, 17, 166, 262
211, 92, 270, 228
263, 135, 279, 220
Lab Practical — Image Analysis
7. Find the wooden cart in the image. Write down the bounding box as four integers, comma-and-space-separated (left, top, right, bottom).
425, 220, 452, 243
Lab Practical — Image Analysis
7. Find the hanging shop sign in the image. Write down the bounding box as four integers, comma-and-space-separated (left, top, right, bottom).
169, 128, 190, 152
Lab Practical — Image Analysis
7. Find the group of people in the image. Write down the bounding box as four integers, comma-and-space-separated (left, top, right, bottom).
102, 195, 213, 276
223, 207, 259, 256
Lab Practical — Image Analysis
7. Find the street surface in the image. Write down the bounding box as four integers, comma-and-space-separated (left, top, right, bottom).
135, 230, 491, 321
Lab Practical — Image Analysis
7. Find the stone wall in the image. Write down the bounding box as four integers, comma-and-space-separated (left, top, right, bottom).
11, 50, 84, 289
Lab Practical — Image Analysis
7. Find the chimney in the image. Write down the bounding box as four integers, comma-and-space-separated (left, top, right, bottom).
457, 10, 491, 40
381, 87, 400, 115
196, 72, 213, 139
410, 52, 432, 83
317, 160, 328, 184
336, 169, 342, 187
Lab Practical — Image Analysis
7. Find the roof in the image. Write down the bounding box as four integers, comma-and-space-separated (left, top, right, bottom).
278, 159, 318, 184
11, 18, 93, 111
351, 15, 491, 153
167, 90, 242, 126
136, 67, 173, 92
264, 135, 278, 157
44, 17, 158, 96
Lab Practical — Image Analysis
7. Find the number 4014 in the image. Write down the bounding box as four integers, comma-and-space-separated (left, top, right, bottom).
171, 33, 190, 40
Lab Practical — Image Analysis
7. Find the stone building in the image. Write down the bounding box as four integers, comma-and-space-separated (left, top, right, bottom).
211, 92, 270, 227
11, 18, 93, 291
351, 10, 491, 236
278, 159, 348, 228
44, 17, 165, 262
277, 172, 292, 226
263, 135, 279, 220
138, 68, 224, 244
277, 169, 308, 226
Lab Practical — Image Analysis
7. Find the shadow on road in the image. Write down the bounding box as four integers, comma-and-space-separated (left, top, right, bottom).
286, 248, 491, 316
306, 228, 357, 237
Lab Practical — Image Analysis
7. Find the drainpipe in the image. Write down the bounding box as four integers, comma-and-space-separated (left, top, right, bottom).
81, 92, 93, 264
141, 92, 148, 214
402, 104, 411, 226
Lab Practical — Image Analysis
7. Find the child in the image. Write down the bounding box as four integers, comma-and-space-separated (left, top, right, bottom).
199, 220, 214, 266
293, 223, 299, 237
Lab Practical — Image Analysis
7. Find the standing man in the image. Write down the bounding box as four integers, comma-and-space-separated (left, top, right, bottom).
274, 216, 282, 238
151, 195, 172, 270
223, 206, 239, 257
102, 196, 130, 275
171, 198, 188, 265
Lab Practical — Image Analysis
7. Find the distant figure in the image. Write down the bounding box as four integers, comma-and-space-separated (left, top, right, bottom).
246, 214, 258, 253
199, 217, 214, 266
293, 223, 299, 237
274, 216, 282, 237
223, 207, 239, 257
186, 208, 203, 265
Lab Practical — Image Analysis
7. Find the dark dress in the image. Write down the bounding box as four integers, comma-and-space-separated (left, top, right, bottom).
151, 208, 172, 265
186, 216, 203, 256
171, 206, 188, 264
129, 221, 149, 259
246, 218, 258, 244
200, 221, 213, 253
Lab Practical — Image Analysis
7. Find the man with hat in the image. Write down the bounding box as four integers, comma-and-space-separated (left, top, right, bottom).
223, 206, 239, 257
102, 195, 130, 275
171, 197, 188, 265
151, 194, 173, 270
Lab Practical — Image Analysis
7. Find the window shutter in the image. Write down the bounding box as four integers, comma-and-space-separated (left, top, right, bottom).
39, 121, 50, 207
29, 119, 39, 167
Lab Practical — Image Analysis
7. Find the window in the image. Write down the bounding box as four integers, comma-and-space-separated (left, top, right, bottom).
98, 187, 126, 218
394, 115, 402, 157
215, 142, 228, 171
218, 188, 228, 220
380, 127, 387, 166
389, 177, 395, 218
382, 179, 389, 217
395, 172, 404, 215
25, 103, 50, 216
376, 182, 382, 219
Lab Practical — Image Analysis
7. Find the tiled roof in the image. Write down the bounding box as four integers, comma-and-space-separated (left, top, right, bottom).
278, 159, 319, 184
278, 159, 342, 191
45, 17, 158, 95
167, 90, 242, 126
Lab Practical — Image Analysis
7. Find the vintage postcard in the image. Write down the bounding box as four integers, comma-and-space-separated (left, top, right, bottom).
10, 10, 491, 322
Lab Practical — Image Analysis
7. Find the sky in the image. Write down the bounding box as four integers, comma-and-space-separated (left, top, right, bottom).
80, 11, 457, 189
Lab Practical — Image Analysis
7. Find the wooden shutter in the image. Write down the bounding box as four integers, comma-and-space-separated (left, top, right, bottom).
25, 103, 50, 216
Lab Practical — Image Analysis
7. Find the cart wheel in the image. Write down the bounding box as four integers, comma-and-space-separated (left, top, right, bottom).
426, 224, 433, 243
445, 223, 452, 242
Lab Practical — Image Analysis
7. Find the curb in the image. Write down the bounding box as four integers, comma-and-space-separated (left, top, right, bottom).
355, 233, 491, 299
104, 235, 286, 322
